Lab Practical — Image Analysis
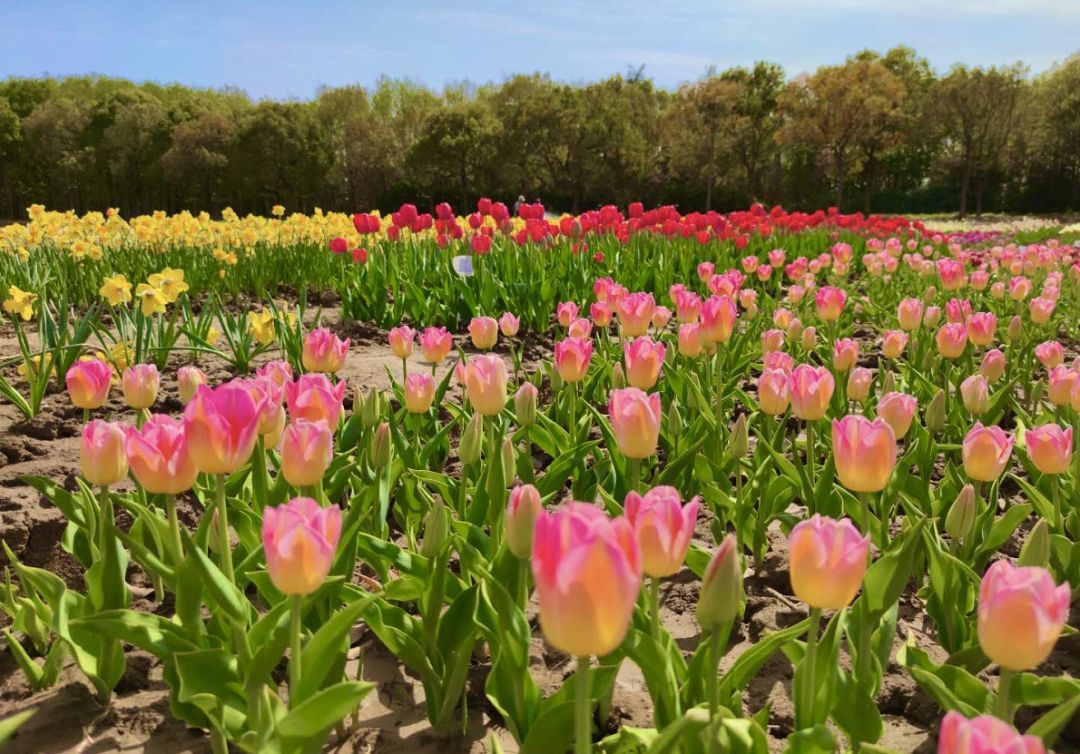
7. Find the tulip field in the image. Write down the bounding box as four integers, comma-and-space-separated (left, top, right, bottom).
0, 201, 1078, 754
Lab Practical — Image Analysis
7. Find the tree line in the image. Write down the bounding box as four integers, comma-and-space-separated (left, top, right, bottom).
1, 46, 1078, 220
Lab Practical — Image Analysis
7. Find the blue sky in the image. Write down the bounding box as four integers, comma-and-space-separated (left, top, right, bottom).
4, 0, 1078, 99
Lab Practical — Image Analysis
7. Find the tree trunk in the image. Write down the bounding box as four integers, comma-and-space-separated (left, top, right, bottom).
704, 173, 713, 212
958, 162, 972, 218
974, 172, 985, 216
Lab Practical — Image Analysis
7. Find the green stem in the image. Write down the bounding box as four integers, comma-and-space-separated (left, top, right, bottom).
796, 608, 823, 730
165, 494, 184, 564
629, 457, 642, 494
215, 474, 234, 581
994, 669, 1014, 723
707, 622, 732, 754
210, 726, 229, 754
289, 595, 303, 708
575, 656, 592, 754
1051, 475, 1062, 530
649, 577, 662, 642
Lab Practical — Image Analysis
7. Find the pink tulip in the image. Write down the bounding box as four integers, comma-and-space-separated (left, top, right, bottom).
977, 560, 1069, 671
762, 328, 784, 353
624, 486, 699, 578
280, 419, 334, 487
789, 364, 835, 421
990, 281, 1005, 299
1047, 366, 1076, 406
651, 305, 672, 330
262, 497, 342, 595
980, 349, 1006, 383
590, 301, 613, 328
678, 323, 704, 357
1029, 297, 1055, 325
469, 316, 499, 350
876, 392, 917, 438
832, 338, 859, 372
831, 415, 896, 493
616, 292, 656, 337
462, 354, 507, 416
881, 330, 908, 359
814, 286, 846, 322
66, 359, 112, 410
960, 374, 989, 416
608, 387, 661, 459
285, 374, 348, 428
388, 325, 415, 359
498, 312, 520, 338
1025, 424, 1072, 475
506, 484, 542, 559
557, 301, 579, 328
789, 515, 869, 610
177, 365, 209, 403
924, 305, 942, 328
554, 337, 593, 383
532, 502, 642, 657
935, 323, 968, 359
758, 368, 790, 416
256, 360, 293, 391
700, 295, 737, 344
962, 423, 1014, 482
624, 337, 665, 390
80, 420, 129, 487
764, 350, 794, 372
846, 367, 872, 402
966, 312, 997, 347
184, 382, 261, 475
404, 373, 436, 413
897, 298, 924, 331
125, 414, 198, 494
1035, 340, 1064, 369
1009, 276, 1032, 301
236, 377, 284, 438
122, 363, 160, 410
568, 317, 593, 339
675, 290, 702, 323
937, 711, 1045, 754
301, 328, 349, 374
419, 326, 453, 364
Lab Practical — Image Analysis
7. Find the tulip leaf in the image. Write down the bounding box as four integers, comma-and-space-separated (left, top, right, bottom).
295, 591, 379, 703
277, 680, 375, 740
183, 533, 249, 626
0, 709, 35, 747
1026, 694, 1080, 747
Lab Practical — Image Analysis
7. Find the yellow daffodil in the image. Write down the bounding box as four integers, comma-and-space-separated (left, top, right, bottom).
99, 274, 133, 306
135, 283, 169, 317
271, 204, 285, 217
148, 267, 189, 303
110, 341, 134, 371
17, 353, 52, 380
206, 325, 222, 346
248, 308, 277, 345
3, 286, 38, 321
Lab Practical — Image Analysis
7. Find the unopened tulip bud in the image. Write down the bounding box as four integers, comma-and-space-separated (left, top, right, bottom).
925, 389, 946, 433
786, 317, 804, 342
177, 365, 207, 404
881, 370, 896, 395
730, 414, 748, 458
611, 362, 626, 389
1007, 315, 1022, 344
1019, 518, 1050, 568
697, 534, 743, 627
421, 498, 450, 558
945, 484, 976, 541
514, 383, 538, 427
846, 367, 872, 402
506, 484, 542, 558
501, 437, 515, 480
370, 422, 391, 469
922, 286, 937, 304
360, 389, 383, 427
459, 413, 483, 466
800, 325, 817, 351
667, 401, 683, 439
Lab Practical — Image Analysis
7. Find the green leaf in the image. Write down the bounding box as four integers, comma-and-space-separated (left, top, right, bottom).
183, 532, 249, 625
277, 681, 375, 740
1026, 694, 1080, 747
0, 709, 36, 747
831, 672, 883, 744
295, 591, 378, 702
